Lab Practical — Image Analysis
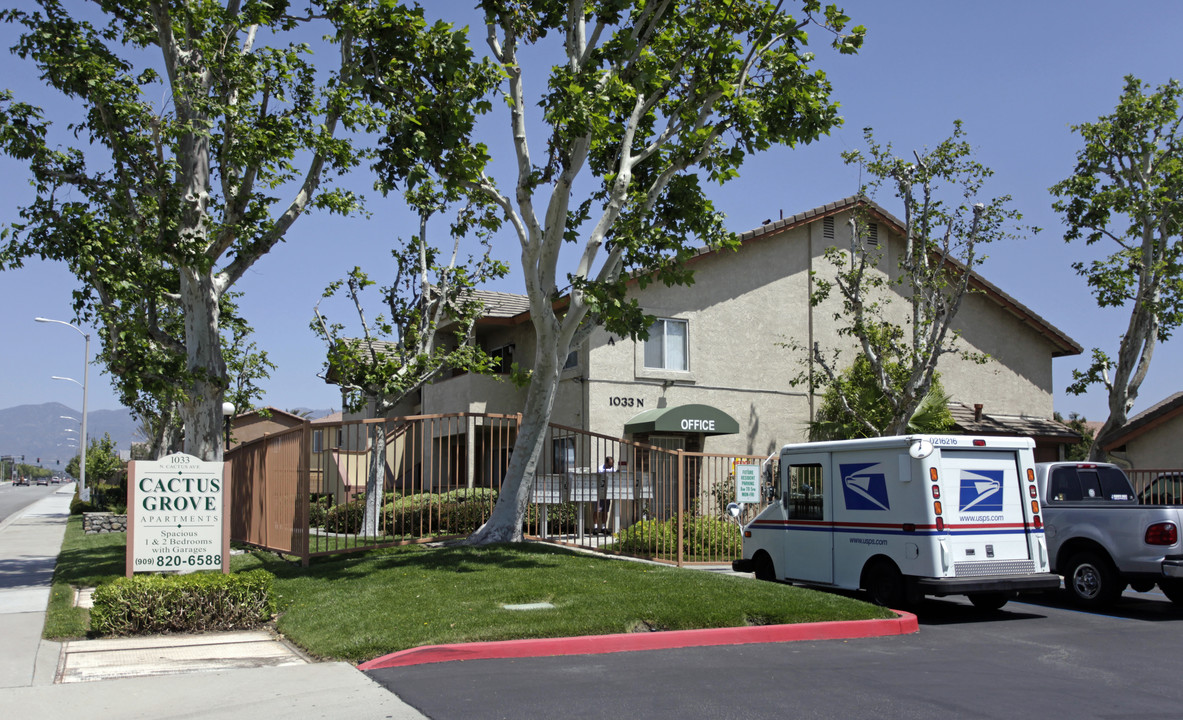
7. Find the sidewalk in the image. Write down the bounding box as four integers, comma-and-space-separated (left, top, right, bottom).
0, 485, 428, 720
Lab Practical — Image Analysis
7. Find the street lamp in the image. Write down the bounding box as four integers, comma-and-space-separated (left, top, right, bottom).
37, 317, 90, 501
222, 402, 236, 450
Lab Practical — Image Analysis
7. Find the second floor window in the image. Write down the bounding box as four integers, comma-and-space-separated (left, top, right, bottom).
644, 318, 688, 371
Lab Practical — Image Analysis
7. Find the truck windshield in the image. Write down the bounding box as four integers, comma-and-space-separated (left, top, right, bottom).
1049, 466, 1136, 502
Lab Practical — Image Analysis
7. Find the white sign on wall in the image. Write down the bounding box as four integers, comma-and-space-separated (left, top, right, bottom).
735, 463, 760, 504
127, 453, 228, 576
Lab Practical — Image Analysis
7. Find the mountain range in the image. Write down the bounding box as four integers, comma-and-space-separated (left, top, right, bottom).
0, 403, 334, 469
0, 402, 137, 469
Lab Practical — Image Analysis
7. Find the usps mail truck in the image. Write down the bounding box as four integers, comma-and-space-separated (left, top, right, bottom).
731, 435, 1060, 609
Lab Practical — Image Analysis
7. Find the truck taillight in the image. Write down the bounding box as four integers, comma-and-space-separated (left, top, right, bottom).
744, 530, 752, 538
1145, 522, 1178, 546
929, 467, 938, 481
1029, 485, 1037, 498
1033, 516, 1043, 529
973, 439, 986, 446
934, 500, 943, 515
1027, 468, 1035, 481
936, 517, 945, 531
1031, 500, 1040, 515
931, 484, 941, 499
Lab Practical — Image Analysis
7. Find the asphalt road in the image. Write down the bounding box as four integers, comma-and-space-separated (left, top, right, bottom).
367, 589, 1183, 720
0, 481, 61, 526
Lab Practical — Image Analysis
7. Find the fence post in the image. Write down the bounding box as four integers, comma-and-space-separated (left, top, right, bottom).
300, 422, 311, 567
676, 449, 685, 567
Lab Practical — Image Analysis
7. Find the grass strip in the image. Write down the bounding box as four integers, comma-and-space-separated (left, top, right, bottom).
45, 519, 893, 663
237, 543, 895, 663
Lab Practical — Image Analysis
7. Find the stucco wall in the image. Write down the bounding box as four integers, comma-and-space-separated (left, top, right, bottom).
583, 207, 1064, 456
1124, 415, 1183, 468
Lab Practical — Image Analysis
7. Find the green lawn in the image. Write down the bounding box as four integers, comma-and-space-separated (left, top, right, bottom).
47, 517, 895, 663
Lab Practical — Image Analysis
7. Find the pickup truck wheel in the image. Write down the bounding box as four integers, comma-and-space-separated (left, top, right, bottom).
968, 592, 1010, 611
864, 560, 905, 608
752, 552, 776, 582
1064, 551, 1124, 608
1158, 579, 1183, 605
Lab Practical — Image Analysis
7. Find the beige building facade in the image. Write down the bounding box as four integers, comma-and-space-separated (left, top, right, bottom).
341, 197, 1082, 465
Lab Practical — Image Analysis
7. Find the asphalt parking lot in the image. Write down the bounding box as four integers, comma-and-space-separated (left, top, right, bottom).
367, 587, 1183, 720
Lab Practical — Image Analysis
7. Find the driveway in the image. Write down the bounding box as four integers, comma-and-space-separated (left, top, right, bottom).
366, 588, 1183, 720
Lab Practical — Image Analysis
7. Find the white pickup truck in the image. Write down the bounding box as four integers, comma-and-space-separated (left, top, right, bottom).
1034, 461, 1183, 608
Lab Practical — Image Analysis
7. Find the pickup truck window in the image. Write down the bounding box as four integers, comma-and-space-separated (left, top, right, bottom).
1049, 466, 1136, 502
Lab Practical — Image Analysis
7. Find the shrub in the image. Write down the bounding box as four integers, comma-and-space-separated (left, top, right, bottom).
322, 499, 366, 533
612, 516, 741, 560
89, 570, 275, 636
523, 501, 582, 534
385, 488, 498, 536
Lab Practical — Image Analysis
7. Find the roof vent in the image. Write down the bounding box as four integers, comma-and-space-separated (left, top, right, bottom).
974, 403, 984, 422
866, 222, 879, 246
823, 216, 834, 239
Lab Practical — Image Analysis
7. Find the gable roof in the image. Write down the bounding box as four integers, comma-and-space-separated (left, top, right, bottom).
733, 196, 1082, 358
466, 197, 1082, 359
1102, 392, 1183, 451
232, 407, 309, 424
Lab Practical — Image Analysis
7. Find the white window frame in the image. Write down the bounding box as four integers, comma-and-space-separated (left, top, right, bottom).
635, 315, 695, 383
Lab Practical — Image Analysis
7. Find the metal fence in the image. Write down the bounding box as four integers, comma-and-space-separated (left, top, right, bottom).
225, 412, 771, 566
1125, 468, 1183, 505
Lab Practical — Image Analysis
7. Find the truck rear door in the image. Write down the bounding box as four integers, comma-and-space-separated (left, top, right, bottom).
938, 449, 1033, 568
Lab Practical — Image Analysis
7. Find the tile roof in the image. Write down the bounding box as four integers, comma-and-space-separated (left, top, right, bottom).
948, 402, 1081, 442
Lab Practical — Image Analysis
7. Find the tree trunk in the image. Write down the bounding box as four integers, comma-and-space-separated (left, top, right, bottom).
178, 268, 226, 461
468, 350, 564, 544
363, 421, 386, 536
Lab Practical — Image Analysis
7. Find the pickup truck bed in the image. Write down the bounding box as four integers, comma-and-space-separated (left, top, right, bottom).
1035, 461, 1183, 608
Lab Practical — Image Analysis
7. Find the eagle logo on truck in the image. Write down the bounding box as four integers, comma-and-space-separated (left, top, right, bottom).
959, 470, 1004, 512
840, 463, 890, 511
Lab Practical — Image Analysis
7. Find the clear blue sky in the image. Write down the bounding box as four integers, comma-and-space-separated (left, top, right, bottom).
2, 1, 1181, 432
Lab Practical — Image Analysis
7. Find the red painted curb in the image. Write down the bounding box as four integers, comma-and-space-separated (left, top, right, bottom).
358, 611, 918, 670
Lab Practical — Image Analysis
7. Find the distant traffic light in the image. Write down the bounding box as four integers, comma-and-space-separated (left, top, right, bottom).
36, 457, 40, 463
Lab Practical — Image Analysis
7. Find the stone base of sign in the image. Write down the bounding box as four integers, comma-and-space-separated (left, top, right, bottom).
83, 512, 128, 534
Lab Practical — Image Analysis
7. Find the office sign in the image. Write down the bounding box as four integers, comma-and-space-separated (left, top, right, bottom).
127, 453, 229, 576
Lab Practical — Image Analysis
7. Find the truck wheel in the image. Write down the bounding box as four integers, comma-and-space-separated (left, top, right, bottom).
752, 552, 776, 582
1064, 551, 1124, 608
968, 592, 1010, 611
863, 560, 905, 608
1158, 579, 1183, 605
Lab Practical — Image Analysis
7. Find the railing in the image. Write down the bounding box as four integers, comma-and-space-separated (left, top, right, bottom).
225, 412, 770, 566
1125, 468, 1183, 505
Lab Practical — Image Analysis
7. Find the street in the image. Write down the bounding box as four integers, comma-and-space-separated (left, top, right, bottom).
0, 482, 61, 526
367, 588, 1183, 719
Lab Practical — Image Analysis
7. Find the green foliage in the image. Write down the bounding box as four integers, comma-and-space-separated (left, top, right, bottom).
89, 570, 275, 637
0, 2, 377, 458
1055, 411, 1095, 462
808, 357, 955, 440
613, 516, 742, 560
795, 123, 1022, 435
1050, 76, 1182, 459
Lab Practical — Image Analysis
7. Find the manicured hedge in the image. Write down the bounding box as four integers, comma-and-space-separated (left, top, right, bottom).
89, 570, 275, 636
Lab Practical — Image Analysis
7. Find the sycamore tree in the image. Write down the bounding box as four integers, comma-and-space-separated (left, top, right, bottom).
798, 124, 1025, 436
354, 0, 864, 543
806, 356, 954, 440
1050, 76, 1183, 462
0, 1, 440, 461
311, 192, 509, 535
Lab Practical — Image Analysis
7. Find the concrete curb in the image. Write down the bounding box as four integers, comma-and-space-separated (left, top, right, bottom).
358, 611, 919, 670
